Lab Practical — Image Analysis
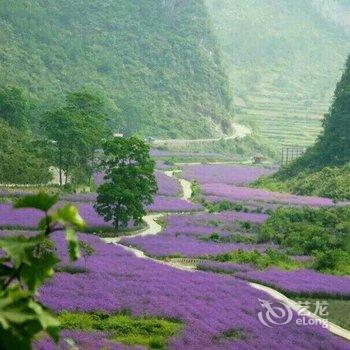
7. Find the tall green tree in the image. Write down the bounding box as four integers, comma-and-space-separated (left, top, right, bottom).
41, 108, 84, 187
94, 136, 157, 231
65, 89, 110, 183
41, 89, 109, 186
0, 86, 28, 130
0, 121, 51, 184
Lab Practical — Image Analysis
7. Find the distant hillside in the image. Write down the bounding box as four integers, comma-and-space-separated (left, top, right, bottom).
206, 0, 350, 150
288, 55, 350, 172
255, 55, 350, 200
0, 0, 234, 138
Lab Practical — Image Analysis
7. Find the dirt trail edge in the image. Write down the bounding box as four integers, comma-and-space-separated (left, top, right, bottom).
250, 282, 350, 341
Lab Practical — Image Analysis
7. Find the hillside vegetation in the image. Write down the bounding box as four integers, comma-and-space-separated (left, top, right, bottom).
255, 55, 350, 200
206, 0, 350, 150
0, 0, 234, 138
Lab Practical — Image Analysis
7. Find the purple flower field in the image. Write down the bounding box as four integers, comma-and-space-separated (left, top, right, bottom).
155, 211, 268, 238
198, 261, 255, 274
93, 171, 181, 197
181, 164, 275, 185
197, 261, 350, 298
122, 235, 272, 257
0, 196, 201, 231
121, 212, 272, 257
38, 233, 348, 350
236, 268, 350, 298
150, 149, 222, 158
0, 203, 114, 229
155, 171, 181, 196
147, 196, 202, 212
202, 183, 335, 207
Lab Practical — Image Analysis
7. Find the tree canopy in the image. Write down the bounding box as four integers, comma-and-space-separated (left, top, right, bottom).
41, 89, 109, 186
94, 136, 157, 231
0, 86, 28, 130
0, 121, 51, 184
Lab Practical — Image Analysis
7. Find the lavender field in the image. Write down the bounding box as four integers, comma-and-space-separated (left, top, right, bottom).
121, 212, 271, 257
37, 233, 349, 350
181, 164, 276, 185
1, 164, 350, 349
202, 183, 335, 207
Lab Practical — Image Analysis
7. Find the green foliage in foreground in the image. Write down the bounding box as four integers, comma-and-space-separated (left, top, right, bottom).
290, 297, 350, 331
95, 136, 157, 231
0, 193, 85, 349
214, 249, 302, 270
58, 312, 181, 349
254, 164, 350, 201
259, 206, 350, 275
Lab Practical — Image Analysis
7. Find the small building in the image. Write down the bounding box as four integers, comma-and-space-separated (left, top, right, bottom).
253, 155, 264, 164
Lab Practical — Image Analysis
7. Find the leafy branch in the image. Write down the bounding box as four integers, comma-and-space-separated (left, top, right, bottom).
0, 192, 85, 350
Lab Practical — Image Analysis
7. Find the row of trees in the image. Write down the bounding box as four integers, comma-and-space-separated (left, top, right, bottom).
0, 86, 117, 186
40, 90, 111, 187
0, 84, 159, 234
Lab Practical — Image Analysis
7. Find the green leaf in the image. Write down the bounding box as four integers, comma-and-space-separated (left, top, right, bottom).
0, 236, 41, 268
21, 249, 59, 292
14, 192, 58, 212
0, 287, 60, 349
57, 205, 86, 229
28, 300, 60, 342
65, 228, 80, 261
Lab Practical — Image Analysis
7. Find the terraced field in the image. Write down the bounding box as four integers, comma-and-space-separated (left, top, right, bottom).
234, 87, 327, 149
206, 0, 350, 152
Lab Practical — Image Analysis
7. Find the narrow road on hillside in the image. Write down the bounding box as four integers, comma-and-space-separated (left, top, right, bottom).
152, 122, 251, 147
102, 170, 350, 341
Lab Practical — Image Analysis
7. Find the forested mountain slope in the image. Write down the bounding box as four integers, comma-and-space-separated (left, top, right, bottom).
288, 55, 350, 171
0, 0, 233, 138
206, 0, 350, 149
255, 55, 350, 200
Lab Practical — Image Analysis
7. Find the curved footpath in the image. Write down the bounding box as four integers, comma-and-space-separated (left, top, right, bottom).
102, 170, 350, 341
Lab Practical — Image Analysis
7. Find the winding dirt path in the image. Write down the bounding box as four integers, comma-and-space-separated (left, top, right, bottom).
164, 170, 192, 201
102, 170, 350, 341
